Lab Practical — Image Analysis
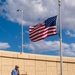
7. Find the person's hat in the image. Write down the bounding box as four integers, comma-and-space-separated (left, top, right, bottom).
15, 65, 19, 68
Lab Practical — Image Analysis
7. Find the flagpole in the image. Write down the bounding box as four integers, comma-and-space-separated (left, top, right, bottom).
17, 9, 24, 53
58, 0, 63, 75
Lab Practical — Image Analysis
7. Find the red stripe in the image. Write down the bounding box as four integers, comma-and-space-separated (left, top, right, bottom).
31, 37, 45, 42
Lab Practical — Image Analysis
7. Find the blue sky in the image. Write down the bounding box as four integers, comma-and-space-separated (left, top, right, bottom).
0, 0, 75, 57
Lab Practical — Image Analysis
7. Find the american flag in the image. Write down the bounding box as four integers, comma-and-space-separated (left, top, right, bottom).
29, 16, 57, 42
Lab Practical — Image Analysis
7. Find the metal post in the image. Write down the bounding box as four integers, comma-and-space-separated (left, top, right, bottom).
17, 9, 24, 53
21, 10, 24, 53
58, 0, 63, 75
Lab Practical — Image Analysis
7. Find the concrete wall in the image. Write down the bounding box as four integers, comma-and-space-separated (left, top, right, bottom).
0, 50, 75, 75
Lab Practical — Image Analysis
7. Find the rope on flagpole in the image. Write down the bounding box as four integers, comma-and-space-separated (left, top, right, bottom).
58, 0, 63, 75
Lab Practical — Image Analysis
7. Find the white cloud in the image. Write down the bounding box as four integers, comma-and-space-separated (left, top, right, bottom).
24, 40, 59, 53
0, 42, 10, 49
65, 0, 75, 7
63, 43, 75, 57
0, 0, 74, 32
66, 31, 75, 37
1, 0, 58, 25
63, 50, 75, 57
24, 40, 75, 57
61, 0, 75, 31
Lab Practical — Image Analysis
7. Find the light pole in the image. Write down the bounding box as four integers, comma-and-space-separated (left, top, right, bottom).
17, 9, 24, 53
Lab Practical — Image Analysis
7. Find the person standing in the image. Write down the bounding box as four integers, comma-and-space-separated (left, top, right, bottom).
11, 65, 20, 75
